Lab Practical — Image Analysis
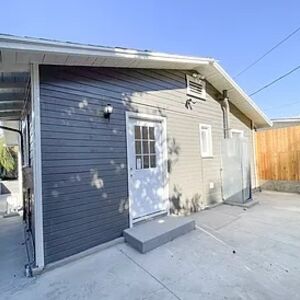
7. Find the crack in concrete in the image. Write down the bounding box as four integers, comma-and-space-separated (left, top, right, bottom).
119, 248, 182, 300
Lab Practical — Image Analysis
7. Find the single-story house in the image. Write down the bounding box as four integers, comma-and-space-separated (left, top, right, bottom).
0, 34, 271, 273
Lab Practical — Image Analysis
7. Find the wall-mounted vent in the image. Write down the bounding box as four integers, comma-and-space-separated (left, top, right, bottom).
186, 74, 206, 100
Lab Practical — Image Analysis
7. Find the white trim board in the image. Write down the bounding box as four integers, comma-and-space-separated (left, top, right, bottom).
125, 112, 169, 227
31, 64, 44, 269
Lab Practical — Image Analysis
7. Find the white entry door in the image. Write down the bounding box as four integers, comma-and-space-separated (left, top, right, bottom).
127, 114, 168, 222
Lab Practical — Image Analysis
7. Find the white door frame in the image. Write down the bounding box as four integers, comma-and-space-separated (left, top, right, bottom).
126, 112, 169, 227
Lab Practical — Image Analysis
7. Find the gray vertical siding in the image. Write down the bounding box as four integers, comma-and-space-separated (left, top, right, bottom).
39, 65, 255, 264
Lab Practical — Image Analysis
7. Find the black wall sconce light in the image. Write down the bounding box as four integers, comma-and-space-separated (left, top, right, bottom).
104, 104, 113, 119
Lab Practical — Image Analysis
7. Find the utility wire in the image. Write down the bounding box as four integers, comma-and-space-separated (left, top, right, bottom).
235, 26, 300, 78
264, 99, 300, 111
249, 64, 300, 96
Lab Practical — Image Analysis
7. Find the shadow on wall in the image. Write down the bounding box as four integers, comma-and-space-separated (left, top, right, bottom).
40, 65, 227, 262
168, 138, 204, 215
123, 75, 206, 216
42, 66, 212, 229
125, 99, 207, 216
170, 185, 204, 215
167, 138, 180, 174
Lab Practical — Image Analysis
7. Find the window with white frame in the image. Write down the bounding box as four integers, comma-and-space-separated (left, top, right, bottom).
199, 124, 213, 157
230, 129, 244, 139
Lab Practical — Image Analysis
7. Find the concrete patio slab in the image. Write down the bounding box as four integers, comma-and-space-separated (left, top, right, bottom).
0, 195, 28, 296
2, 191, 300, 300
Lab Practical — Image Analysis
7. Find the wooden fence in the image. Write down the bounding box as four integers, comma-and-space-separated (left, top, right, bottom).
256, 125, 300, 181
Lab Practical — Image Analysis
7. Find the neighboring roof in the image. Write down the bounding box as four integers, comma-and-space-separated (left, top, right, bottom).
271, 116, 300, 123
0, 34, 272, 128
257, 116, 300, 131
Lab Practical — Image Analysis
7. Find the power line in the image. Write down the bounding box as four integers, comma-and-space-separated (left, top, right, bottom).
264, 99, 300, 111
249, 64, 300, 96
235, 26, 300, 78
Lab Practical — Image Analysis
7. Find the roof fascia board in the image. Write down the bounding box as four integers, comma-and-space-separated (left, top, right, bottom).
212, 62, 272, 127
0, 35, 213, 65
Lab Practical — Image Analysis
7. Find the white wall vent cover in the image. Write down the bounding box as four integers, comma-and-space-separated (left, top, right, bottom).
186, 74, 206, 100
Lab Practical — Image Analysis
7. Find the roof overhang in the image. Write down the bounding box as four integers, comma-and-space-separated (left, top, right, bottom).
0, 73, 28, 120
0, 34, 272, 128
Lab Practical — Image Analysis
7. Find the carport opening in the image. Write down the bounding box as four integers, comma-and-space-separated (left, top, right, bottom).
0, 71, 34, 281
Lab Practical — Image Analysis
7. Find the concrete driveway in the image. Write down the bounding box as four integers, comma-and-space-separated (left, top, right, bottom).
3, 191, 300, 300
0, 195, 27, 296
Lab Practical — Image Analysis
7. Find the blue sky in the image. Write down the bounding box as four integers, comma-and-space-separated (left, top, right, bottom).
1, 0, 300, 118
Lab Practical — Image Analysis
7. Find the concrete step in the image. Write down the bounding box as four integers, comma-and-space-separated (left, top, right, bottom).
123, 216, 195, 253
224, 198, 259, 208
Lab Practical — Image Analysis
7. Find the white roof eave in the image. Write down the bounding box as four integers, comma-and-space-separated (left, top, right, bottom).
0, 34, 272, 128
0, 34, 213, 65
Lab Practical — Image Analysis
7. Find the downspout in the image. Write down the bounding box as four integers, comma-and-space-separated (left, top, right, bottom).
220, 90, 231, 202
251, 121, 259, 191
221, 90, 230, 138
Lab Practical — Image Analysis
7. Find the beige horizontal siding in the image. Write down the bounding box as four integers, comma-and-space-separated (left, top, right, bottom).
124, 69, 222, 211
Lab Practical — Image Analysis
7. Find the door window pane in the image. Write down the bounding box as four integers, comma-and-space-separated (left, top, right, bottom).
142, 141, 149, 154
149, 127, 155, 140
143, 155, 150, 168
135, 126, 141, 139
149, 141, 155, 154
136, 155, 142, 169
150, 155, 156, 168
134, 125, 157, 169
142, 126, 148, 139
135, 141, 142, 154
